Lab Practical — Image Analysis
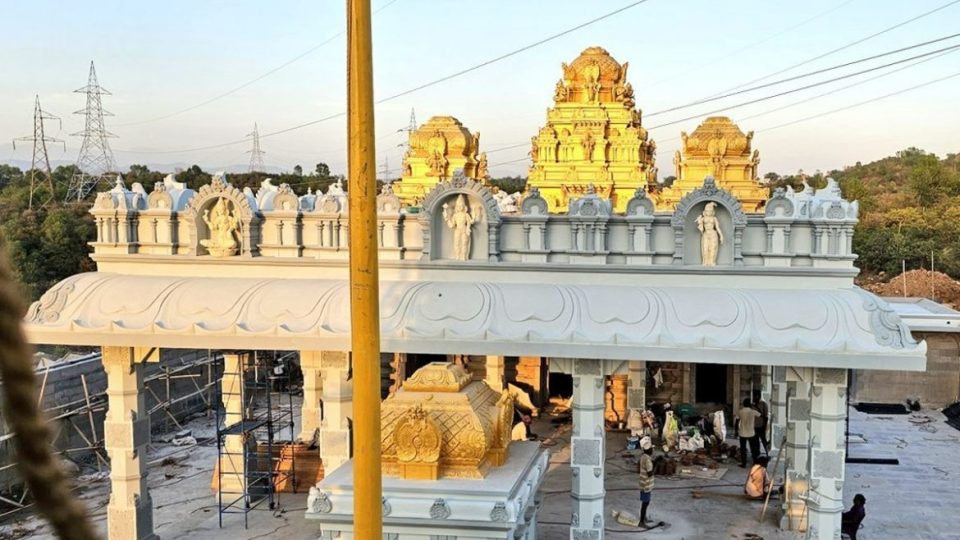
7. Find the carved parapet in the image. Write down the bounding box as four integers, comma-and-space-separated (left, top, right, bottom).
259, 183, 303, 258
670, 176, 747, 266
302, 180, 349, 258
376, 184, 406, 260
566, 185, 612, 263
90, 176, 147, 254
181, 173, 261, 257
381, 362, 513, 480
624, 187, 655, 264
518, 187, 550, 262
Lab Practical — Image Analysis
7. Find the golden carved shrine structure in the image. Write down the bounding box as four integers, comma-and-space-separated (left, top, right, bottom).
380, 362, 513, 481
393, 116, 485, 207
526, 47, 657, 213
658, 116, 767, 212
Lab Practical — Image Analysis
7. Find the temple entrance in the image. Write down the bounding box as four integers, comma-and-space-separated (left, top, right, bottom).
695, 363, 727, 403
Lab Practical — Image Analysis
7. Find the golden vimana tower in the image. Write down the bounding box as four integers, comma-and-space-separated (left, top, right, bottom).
393, 116, 487, 207
526, 47, 657, 213
657, 116, 767, 212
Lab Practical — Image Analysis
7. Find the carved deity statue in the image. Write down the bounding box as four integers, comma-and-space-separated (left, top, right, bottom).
696, 202, 723, 266
529, 137, 539, 161
476, 152, 489, 179
442, 194, 478, 261
583, 133, 596, 162
554, 79, 569, 102
427, 130, 449, 177
200, 197, 240, 257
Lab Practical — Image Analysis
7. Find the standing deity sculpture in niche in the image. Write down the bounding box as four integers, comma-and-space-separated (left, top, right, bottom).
201, 197, 240, 257
442, 194, 478, 261
696, 202, 723, 266
426, 130, 449, 177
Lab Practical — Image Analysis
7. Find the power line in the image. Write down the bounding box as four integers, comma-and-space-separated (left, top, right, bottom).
644, 0, 858, 88
118, 0, 654, 156
739, 46, 960, 123
757, 70, 960, 133
116, 0, 402, 127
708, 0, 960, 97
646, 32, 960, 118
646, 42, 960, 130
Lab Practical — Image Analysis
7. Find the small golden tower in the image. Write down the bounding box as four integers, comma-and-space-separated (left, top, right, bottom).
380, 362, 514, 481
527, 47, 657, 213
658, 116, 768, 212
393, 116, 482, 207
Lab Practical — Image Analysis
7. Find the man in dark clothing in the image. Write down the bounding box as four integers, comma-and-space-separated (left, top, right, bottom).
841, 493, 866, 539
753, 390, 770, 455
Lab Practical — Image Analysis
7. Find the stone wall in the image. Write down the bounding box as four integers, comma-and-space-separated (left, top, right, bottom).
853, 332, 960, 408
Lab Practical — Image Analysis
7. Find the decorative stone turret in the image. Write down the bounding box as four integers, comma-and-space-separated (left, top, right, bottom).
527, 47, 657, 213
660, 116, 767, 212
394, 116, 482, 207
380, 362, 514, 480
90, 176, 147, 255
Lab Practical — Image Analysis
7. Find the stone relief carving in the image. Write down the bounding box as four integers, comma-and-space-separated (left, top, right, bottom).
671, 176, 746, 266
395, 405, 442, 464
490, 501, 509, 522
419, 176, 501, 262
376, 183, 402, 213
182, 172, 260, 257
854, 288, 918, 349
307, 487, 332, 513
429, 498, 451, 519
382, 497, 392, 517
442, 195, 478, 261
520, 187, 549, 216
696, 202, 723, 266
25, 278, 77, 324
625, 187, 655, 216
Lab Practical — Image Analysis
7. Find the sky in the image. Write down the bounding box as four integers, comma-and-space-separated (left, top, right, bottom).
1, 0, 959, 181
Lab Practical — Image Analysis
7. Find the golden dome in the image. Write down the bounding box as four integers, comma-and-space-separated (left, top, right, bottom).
563, 47, 626, 87
681, 116, 754, 157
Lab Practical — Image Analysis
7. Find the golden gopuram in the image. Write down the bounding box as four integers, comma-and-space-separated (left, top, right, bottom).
526, 46, 657, 213
393, 115, 487, 207
380, 362, 513, 481
658, 116, 767, 212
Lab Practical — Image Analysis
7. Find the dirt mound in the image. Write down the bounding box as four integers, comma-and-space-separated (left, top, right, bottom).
862, 269, 960, 308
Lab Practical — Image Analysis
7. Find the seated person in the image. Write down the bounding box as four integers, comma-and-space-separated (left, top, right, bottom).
744, 455, 772, 499
841, 493, 866, 539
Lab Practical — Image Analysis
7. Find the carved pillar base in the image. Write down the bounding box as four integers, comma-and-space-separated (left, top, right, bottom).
299, 351, 323, 442
485, 355, 506, 391
805, 368, 848, 540
320, 351, 353, 473
102, 346, 158, 540
781, 369, 811, 531
571, 359, 605, 540
626, 361, 646, 411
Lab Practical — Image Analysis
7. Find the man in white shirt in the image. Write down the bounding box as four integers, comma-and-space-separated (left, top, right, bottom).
735, 398, 761, 468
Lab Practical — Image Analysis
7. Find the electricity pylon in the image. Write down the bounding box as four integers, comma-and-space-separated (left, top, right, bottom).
13, 96, 64, 209
247, 123, 266, 172
67, 61, 117, 202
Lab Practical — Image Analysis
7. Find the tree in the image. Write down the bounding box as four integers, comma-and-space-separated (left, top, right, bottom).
293, 164, 303, 176
908, 154, 956, 207
488, 176, 526, 194
177, 165, 211, 188
763, 172, 780, 183
315, 162, 331, 179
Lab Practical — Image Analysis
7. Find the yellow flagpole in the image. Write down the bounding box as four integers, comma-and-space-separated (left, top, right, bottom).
346, 0, 382, 538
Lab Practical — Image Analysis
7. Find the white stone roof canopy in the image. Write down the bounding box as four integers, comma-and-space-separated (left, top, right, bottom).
24, 273, 925, 371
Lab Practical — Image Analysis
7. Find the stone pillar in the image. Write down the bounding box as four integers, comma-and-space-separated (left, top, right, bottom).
626, 361, 646, 411
781, 368, 812, 531
570, 359, 605, 539
515, 356, 548, 407
102, 346, 158, 540
299, 351, 323, 441
219, 352, 252, 494
805, 368, 848, 540
319, 351, 353, 473
770, 366, 788, 455
485, 355, 506, 390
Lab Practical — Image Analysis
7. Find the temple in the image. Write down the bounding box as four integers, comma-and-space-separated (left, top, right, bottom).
392, 115, 484, 207
526, 47, 657, 213
19, 46, 933, 540
658, 116, 768, 212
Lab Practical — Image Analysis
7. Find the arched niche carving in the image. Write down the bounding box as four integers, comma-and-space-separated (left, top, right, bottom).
764, 188, 795, 218
419, 173, 501, 262
670, 176, 746, 266
182, 175, 261, 257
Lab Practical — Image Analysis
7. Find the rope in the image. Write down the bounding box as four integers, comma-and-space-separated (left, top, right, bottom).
0, 248, 97, 539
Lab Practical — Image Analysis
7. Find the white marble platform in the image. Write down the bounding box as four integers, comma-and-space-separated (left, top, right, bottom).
305, 442, 548, 540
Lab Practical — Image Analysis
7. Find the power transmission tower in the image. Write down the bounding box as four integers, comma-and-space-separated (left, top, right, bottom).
379, 155, 390, 183
396, 108, 417, 150
13, 96, 64, 209
67, 61, 117, 202
247, 123, 266, 172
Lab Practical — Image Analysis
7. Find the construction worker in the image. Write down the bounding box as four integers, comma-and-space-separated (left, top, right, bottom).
735, 397, 761, 468
744, 455, 772, 499
753, 390, 770, 455
637, 435, 655, 527
841, 494, 866, 539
